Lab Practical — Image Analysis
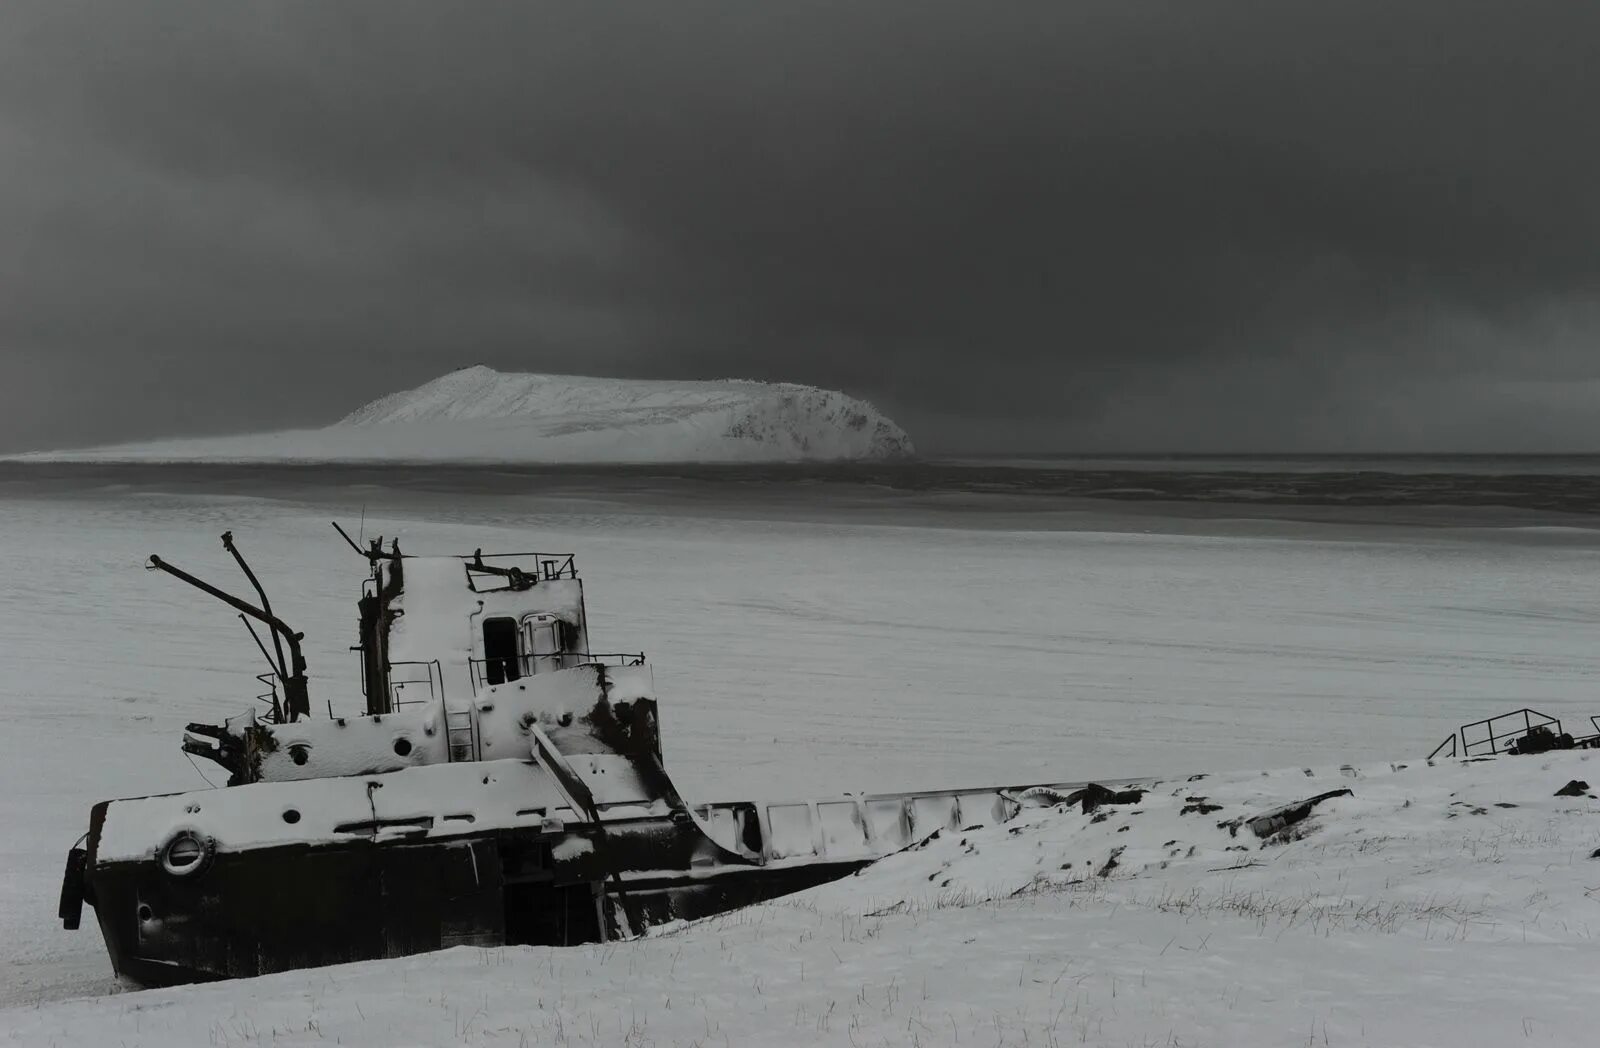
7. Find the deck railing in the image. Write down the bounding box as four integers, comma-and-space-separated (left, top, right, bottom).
469, 652, 645, 693
463, 552, 579, 592
388, 660, 445, 711
1429, 708, 1564, 759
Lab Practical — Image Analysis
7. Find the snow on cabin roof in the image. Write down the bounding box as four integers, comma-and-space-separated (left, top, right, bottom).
382, 555, 588, 694
383, 557, 476, 672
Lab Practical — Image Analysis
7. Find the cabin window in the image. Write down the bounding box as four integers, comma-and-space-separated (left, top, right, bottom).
482, 617, 521, 685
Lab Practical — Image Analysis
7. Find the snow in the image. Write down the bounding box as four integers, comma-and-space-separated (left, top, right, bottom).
96, 760, 579, 863
253, 703, 448, 782
381, 556, 592, 713
11, 366, 915, 463
10, 752, 1600, 1046
4, 477, 1600, 1041
802, 754, 1600, 922
384, 556, 478, 672
476, 664, 655, 763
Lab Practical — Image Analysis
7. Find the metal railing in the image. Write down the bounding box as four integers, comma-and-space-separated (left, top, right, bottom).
463, 552, 579, 593
388, 660, 445, 711
1429, 708, 1563, 759
469, 652, 646, 693
693, 774, 1156, 864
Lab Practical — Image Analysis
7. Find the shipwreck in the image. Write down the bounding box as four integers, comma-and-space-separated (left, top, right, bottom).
58, 528, 1116, 987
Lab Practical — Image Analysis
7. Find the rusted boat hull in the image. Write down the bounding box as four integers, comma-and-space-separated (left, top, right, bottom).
68, 804, 871, 987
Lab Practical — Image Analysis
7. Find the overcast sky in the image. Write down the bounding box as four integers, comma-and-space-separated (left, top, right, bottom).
4, 2, 1598, 453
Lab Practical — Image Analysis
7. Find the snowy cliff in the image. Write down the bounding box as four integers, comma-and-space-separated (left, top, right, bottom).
18, 367, 915, 463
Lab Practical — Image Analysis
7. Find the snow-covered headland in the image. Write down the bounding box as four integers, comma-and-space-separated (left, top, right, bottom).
13, 366, 915, 463
6, 750, 1597, 1047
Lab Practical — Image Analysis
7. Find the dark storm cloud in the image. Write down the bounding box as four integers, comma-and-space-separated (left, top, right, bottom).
3, 1, 1599, 452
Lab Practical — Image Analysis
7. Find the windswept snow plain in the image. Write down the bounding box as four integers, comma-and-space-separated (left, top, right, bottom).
12, 367, 915, 463
3, 474, 1600, 1044
9, 754, 1599, 1047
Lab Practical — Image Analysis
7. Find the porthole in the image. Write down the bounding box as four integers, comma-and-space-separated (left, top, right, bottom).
393, 738, 412, 757
282, 808, 301, 825
289, 745, 310, 766
136, 903, 153, 922
160, 829, 214, 878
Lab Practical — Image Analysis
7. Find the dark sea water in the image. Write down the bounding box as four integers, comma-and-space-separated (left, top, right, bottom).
7, 455, 1600, 531
947, 453, 1600, 476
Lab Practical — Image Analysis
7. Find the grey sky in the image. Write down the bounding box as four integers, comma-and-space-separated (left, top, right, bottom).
3, 2, 1598, 453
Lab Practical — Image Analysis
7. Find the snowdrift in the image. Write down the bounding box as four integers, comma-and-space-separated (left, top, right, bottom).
15, 366, 915, 464
9, 751, 1599, 1046
803, 751, 1600, 919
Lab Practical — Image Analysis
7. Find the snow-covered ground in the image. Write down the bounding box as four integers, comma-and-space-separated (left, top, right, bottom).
2, 479, 1599, 1043
10, 367, 914, 462
8, 752, 1600, 1046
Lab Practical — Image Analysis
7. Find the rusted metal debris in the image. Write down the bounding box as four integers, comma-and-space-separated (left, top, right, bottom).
1218, 788, 1353, 840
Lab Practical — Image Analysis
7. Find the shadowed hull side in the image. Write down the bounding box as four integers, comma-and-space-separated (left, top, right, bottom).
79, 807, 872, 987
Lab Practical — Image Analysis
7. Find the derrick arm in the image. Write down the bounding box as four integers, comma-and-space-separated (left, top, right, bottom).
145, 553, 311, 720
221, 532, 288, 685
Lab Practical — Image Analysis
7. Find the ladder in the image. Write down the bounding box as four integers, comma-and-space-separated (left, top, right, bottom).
445, 708, 476, 762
